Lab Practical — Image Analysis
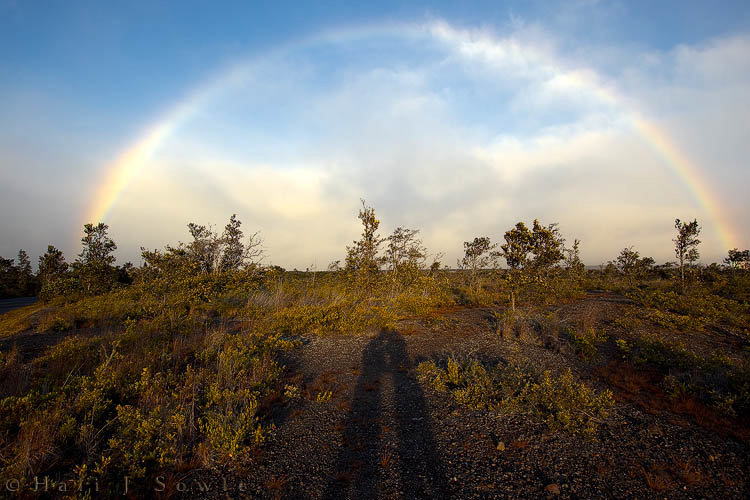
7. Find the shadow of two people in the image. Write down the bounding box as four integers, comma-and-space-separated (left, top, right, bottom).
323, 330, 450, 499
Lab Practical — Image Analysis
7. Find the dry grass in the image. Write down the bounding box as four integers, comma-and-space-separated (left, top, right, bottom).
380, 450, 394, 468
641, 464, 676, 491
265, 474, 289, 499
0, 345, 29, 397
0, 302, 45, 338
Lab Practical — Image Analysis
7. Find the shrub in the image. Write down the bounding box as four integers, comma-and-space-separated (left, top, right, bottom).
199, 394, 267, 463
568, 326, 608, 359
39, 276, 80, 302
316, 390, 333, 402
617, 334, 750, 416
108, 403, 184, 478
272, 304, 346, 334
627, 287, 748, 332
524, 369, 614, 434
36, 312, 72, 333
272, 301, 398, 335
417, 357, 613, 434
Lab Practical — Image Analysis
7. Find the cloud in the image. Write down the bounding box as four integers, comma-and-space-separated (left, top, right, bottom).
3, 19, 748, 268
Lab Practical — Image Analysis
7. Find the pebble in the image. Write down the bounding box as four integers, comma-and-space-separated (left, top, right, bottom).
545, 483, 561, 495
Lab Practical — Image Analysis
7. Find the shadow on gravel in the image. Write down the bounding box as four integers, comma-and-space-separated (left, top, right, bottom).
323, 330, 450, 499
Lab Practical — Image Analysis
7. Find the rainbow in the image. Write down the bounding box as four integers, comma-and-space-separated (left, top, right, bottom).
85, 62, 254, 228
632, 117, 738, 250
84, 21, 739, 251
86, 112, 181, 229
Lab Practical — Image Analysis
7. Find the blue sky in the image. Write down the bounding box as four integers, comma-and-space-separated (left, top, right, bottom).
1, 1, 749, 268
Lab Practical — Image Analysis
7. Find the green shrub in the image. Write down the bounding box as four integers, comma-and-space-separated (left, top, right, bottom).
617, 334, 750, 416
108, 403, 184, 478
568, 326, 608, 359
417, 357, 613, 434
36, 312, 73, 332
273, 304, 346, 334
272, 301, 398, 335
627, 287, 749, 332
524, 369, 614, 434
199, 389, 268, 463
39, 276, 80, 302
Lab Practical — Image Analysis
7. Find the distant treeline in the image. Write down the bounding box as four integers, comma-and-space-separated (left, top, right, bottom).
1, 202, 749, 302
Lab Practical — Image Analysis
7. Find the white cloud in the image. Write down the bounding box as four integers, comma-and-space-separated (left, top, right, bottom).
4, 20, 748, 267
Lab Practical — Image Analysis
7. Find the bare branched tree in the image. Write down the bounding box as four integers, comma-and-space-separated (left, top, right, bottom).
187, 214, 263, 275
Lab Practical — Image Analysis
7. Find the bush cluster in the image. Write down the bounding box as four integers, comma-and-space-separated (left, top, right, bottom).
417, 357, 614, 434
0, 305, 298, 496
617, 335, 750, 417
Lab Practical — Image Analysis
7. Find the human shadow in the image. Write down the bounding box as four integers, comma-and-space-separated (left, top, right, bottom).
323, 330, 449, 499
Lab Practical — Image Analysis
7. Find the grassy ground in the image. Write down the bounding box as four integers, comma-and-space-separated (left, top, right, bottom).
0, 269, 748, 498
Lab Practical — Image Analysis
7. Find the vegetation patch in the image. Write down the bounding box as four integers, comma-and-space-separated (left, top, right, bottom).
617, 335, 750, 417
627, 288, 749, 333
417, 357, 613, 434
568, 325, 609, 359
0, 302, 45, 339
0, 319, 298, 496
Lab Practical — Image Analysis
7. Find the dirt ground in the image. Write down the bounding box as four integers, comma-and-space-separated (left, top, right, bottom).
173, 293, 750, 499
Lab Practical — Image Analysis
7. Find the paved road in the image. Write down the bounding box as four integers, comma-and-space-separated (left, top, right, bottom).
0, 297, 38, 315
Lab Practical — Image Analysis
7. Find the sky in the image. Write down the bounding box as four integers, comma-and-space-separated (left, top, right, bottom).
1, 0, 749, 269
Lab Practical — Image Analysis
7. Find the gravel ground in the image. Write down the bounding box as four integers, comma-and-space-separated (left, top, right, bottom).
181, 293, 750, 499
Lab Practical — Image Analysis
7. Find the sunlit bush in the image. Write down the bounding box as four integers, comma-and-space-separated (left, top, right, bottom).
417, 357, 613, 434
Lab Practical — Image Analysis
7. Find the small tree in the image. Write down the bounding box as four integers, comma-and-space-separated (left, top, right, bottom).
564, 238, 585, 289
385, 227, 426, 292
219, 214, 263, 273
636, 256, 655, 279
186, 222, 221, 274
76, 222, 117, 295
529, 220, 565, 294
345, 200, 385, 290
79, 223, 117, 266
0, 256, 15, 298
429, 256, 443, 274
615, 247, 640, 287
186, 215, 263, 275
38, 245, 69, 287
724, 248, 750, 271
530, 220, 565, 272
501, 223, 533, 312
220, 214, 244, 272
564, 239, 583, 272
16, 249, 34, 295
459, 236, 497, 304
673, 218, 701, 292
501, 220, 565, 311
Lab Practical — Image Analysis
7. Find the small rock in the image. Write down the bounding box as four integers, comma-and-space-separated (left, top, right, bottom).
497, 441, 506, 451
545, 483, 561, 495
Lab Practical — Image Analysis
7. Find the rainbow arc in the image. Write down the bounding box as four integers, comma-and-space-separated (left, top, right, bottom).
84, 22, 739, 251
